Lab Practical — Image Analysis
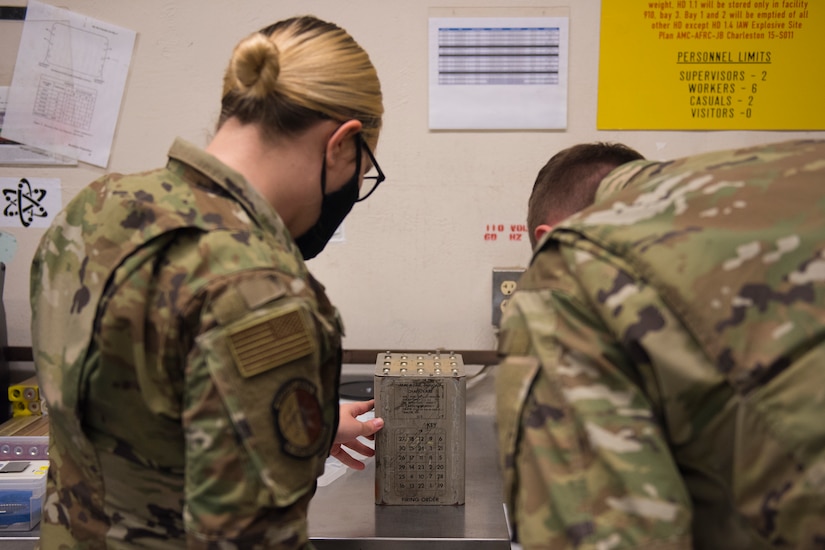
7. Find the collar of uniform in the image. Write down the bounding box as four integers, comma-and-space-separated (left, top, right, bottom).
595, 159, 659, 202
165, 137, 289, 240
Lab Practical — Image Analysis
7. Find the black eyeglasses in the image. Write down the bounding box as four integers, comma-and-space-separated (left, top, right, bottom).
356, 134, 385, 202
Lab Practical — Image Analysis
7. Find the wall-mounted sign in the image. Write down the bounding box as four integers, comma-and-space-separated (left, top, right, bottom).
0, 177, 61, 228
598, 0, 823, 130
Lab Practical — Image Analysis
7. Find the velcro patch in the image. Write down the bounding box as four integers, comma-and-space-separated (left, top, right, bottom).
227, 304, 315, 378
272, 378, 326, 458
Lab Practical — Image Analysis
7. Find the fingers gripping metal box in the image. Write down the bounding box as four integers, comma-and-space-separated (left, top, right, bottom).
374, 352, 466, 505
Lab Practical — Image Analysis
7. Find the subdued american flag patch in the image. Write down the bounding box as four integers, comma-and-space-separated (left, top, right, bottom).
227, 305, 315, 378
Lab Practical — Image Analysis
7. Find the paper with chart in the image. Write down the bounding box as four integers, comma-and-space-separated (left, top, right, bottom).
0, 0, 136, 167
0, 86, 76, 165
428, 13, 569, 130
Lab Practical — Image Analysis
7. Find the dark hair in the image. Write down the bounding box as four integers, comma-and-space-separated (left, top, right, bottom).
527, 142, 644, 246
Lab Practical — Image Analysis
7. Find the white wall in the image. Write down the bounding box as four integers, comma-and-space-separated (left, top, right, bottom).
0, 0, 822, 351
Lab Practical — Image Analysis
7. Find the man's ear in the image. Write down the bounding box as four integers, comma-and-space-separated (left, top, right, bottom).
534, 224, 552, 243
325, 119, 363, 169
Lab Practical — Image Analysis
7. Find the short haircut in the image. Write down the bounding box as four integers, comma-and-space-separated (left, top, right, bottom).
527, 142, 644, 247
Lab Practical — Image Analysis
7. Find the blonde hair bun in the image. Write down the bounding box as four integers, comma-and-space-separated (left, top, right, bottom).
218, 16, 382, 141
228, 33, 280, 99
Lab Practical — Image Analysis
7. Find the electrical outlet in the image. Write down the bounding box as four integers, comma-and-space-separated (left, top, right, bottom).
492, 268, 525, 327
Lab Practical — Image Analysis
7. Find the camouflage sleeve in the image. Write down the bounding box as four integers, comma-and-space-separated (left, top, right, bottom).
495, 244, 693, 549
182, 272, 331, 549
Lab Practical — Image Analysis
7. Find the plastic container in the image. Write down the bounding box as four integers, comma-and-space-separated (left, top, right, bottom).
0, 460, 48, 531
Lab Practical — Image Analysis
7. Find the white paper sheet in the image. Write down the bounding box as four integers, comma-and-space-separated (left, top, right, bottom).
0, 86, 77, 166
428, 15, 569, 130
0, 1, 136, 167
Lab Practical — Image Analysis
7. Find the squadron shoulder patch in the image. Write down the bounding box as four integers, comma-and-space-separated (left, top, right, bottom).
227, 304, 316, 378
272, 378, 326, 458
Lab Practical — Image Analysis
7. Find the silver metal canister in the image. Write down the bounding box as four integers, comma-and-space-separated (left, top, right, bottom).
374, 352, 466, 505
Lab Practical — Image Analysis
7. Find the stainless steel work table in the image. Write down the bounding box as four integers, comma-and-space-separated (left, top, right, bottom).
1, 364, 511, 549
0, 534, 38, 550
308, 369, 512, 549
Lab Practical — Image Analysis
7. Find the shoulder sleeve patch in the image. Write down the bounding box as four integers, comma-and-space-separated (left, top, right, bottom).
227, 304, 316, 378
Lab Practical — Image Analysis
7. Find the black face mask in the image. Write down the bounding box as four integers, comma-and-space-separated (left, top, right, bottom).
294, 137, 362, 260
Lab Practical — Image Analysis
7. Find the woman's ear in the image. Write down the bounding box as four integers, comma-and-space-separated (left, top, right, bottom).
325, 119, 363, 168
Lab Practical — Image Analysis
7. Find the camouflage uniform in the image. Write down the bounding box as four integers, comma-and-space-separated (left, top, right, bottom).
496, 139, 825, 549
30, 139, 343, 549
